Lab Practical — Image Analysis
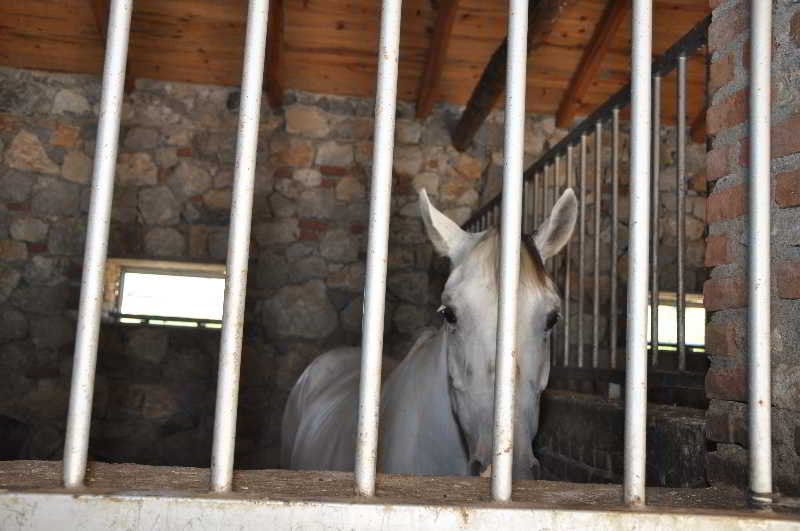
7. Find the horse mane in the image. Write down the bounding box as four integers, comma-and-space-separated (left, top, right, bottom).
470, 227, 549, 294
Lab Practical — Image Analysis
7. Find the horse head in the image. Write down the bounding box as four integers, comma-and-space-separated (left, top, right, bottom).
418, 187, 577, 479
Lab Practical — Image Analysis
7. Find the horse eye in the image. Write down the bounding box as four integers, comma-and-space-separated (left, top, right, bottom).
545, 311, 560, 331
438, 305, 457, 325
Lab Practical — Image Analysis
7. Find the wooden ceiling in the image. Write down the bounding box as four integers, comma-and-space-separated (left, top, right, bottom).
0, 0, 709, 126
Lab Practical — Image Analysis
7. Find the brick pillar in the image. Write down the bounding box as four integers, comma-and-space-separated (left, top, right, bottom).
703, 0, 800, 496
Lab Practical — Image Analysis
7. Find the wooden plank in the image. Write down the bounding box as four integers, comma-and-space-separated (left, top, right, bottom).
451, 0, 581, 151
555, 0, 629, 128
415, 0, 460, 118
90, 0, 109, 40
265, 0, 284, 108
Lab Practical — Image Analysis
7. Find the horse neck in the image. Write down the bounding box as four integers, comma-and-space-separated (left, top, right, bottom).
378, 327, 469, 475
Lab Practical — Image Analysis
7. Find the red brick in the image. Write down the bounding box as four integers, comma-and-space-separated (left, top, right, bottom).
709, 53, 735, 96
704, 276, 747, 311
707, 145, 733, 182
177, 147, 192, 157
299, 231, 319, 241
791, 10, 800, 48
706, 184, 747, 223
350, 223, 365, 235
707, 90, 748, 135
772, 115, 800, 160
298, 218, 327, 231
705, 321, 741, 357
706, 367, 747, 402
319, 165, 349, 176
777, 261, 800, 299
708, 1, 748, 54
28, 242, 47, 253
705, 233, 733, 267
775, 169, 800, 208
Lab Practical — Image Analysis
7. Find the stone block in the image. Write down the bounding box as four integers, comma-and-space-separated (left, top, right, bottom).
61, 150, 92, 184
116, 152, 158, 187
320, 229, 358, 263
144, 227, 186, 257
139, 186, 180, 225
5, 131, 59, 174
286, 105, 330, 138
31, 177, 81, 217
262, 280, 338, 339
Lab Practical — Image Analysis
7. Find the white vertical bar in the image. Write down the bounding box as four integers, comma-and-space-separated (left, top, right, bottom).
355, 0, 403, 497
650, 75, 661, 367
593, 122, 602, 368
491, 0, 529, 502
63, 0, 134, 489
676, 55, 687, 371
210, 0, 270, 493
624, 0, 652, 507
563, 144, 573, 367
748, 0, 772, 503
610, 108, 620, 369
577, 134, 587, 367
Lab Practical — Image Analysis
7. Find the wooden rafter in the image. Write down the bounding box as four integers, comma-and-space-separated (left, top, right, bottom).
415, 0, 460, 119
264, 0, 284, 108
690, 105, 706, 144
451, 0, 579, 152
555, 0, 629, 129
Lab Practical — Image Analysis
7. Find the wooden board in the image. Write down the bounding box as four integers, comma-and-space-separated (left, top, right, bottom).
0, 0, 709, 119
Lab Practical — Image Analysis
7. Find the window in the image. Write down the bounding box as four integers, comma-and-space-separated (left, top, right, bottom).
103, 259, 226, 329
646, 292, 705, 352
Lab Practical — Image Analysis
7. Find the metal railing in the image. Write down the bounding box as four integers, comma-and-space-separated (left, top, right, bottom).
464, 5, 773, 505
61, 0, 773, 513
465, 18, 710, 380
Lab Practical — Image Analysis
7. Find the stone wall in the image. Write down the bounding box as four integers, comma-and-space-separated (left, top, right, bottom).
0, 66, 570, 467
535, 390, 707, 487
703, 0, 800, 495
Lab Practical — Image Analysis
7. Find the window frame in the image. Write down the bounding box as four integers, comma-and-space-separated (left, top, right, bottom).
103, 258, 227, 328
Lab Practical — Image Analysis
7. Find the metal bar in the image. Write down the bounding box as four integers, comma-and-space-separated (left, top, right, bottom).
210, 0, 270, 493
354, 0, 403, 498
748, 0, 772, 503
563, 144, 573, 367
624, 0, 652, 506
650, 74, 661, 367
62, 0, 134, 489
677, 54, 687, 372
610, 108, 620, 369
593, 122, 602, 368
577, 133, 587, 368
553, 155, 562, 364
461, 16, 710, 231
491, 0, 529, 502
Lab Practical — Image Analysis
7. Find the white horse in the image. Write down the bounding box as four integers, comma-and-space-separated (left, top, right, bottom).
282, 187, 577, 479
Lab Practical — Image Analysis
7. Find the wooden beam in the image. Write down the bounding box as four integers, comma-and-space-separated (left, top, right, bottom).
555, 0, 629, 129
689, 105, 706, 144
451, 0, 579, 152
415, 0, 460, 119
264, 0, 284, 108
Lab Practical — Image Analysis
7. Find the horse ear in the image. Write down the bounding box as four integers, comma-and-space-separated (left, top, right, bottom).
534, 188, 578, 261
418, 188, 472, 262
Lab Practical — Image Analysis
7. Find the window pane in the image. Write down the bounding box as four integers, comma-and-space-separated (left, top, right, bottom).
646, 303, 706, 347
119, 272, 225, 321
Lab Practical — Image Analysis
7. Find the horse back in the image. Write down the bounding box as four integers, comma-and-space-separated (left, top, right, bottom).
281, 348, 361, 471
